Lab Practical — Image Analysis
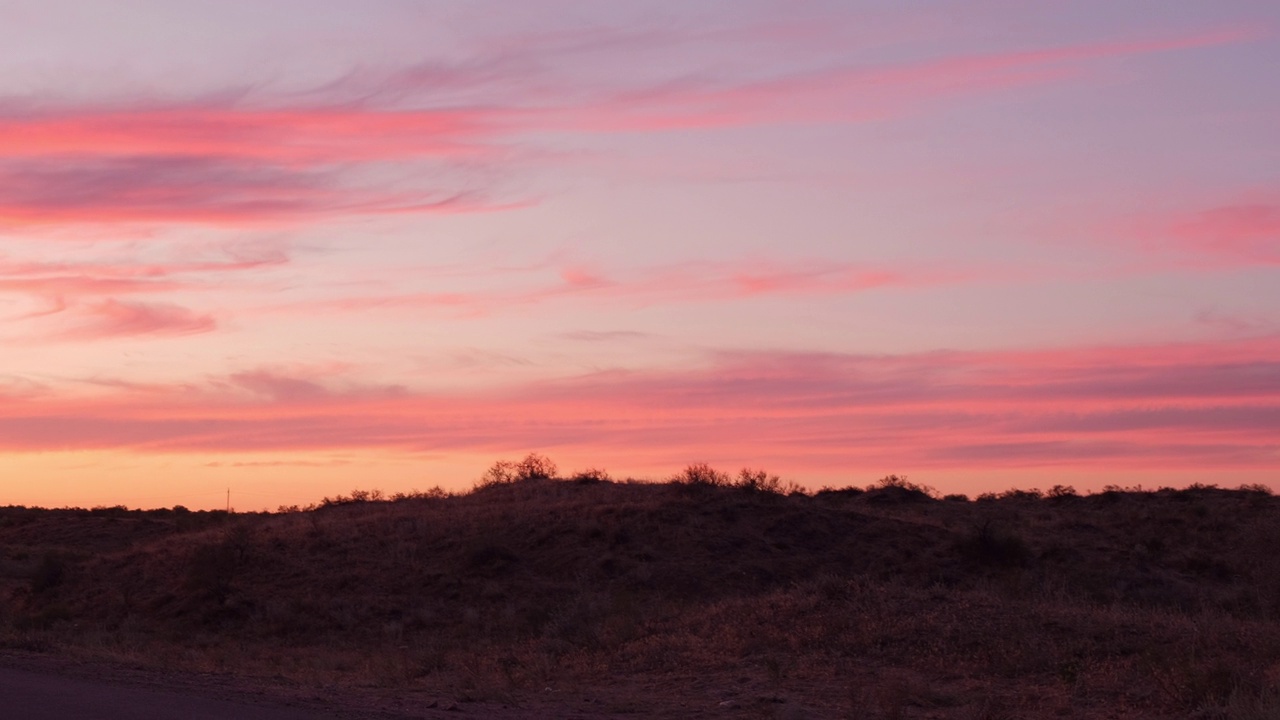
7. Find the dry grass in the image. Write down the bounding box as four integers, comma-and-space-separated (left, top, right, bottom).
2, 468, 1279, 718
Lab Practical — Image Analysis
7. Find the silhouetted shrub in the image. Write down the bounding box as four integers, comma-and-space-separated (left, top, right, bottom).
673, 462, 731, 487
869, 474, 936, 496
735, 468, 782, 493
570, 468, 611, 484
479, 460, 519, 486
319, 488, 386, 506
998, 488, 1043, 501
1046, 485, 1078, 500
943, 493, 969, 502
479, 453, 559, 487
815, 486, 864, 498
515, 453, 558, 481
864, 475, 936, 503
390, 486, 450, 501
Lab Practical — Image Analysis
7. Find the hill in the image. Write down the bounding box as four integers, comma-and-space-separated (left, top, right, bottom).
3, 467, 1279, 718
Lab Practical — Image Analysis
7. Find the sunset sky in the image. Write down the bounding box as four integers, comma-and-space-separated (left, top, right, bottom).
1, 1, 1277, 509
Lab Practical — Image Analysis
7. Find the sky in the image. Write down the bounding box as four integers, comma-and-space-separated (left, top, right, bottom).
0, 1, 1277, 509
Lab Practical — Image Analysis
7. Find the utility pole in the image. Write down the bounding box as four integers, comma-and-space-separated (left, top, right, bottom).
226, 487, 230, 513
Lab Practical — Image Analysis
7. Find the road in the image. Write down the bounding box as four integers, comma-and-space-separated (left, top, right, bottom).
0, 665, 335, 720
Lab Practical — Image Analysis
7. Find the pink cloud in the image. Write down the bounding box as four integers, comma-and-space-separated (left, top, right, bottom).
0, 241, 287, 280
0, 155, 495, 226
0, 337, 1275, 474
0, 274, 180, 298
0, 252, 282, 300
0, 26, 1252, 227
0, 375, 48, 401
728, 264, 911, 296
0, 245, 288, 333
304, 259, 959, 317
226, 371, 331, 402
0, 106, 502, 165
571, 27, 1258, 132
1170, 203, 1280, 264
221, 369, 406, 403
54, 300, 217, 340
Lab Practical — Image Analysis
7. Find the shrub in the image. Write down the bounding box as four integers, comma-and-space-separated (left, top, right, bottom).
1046, 484, 1078, 500
479, 460, 519, 487
389, 487, 450, 501
570, 468, 611, 484
815, 485, 864, 498
477, 453, 560, 488
863, 475, 937, 503
998, 488, 1043, 500
318, 488, 387, 506
869, 474, 936, 497
673, 462, 731, 486
735, 468, 783, 493
514, 453, 558, 481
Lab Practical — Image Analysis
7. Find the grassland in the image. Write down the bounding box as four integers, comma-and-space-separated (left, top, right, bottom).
3, 461, 1280, 718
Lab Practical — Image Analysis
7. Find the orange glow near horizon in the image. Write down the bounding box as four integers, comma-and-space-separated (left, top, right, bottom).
3, 336, 1277, 507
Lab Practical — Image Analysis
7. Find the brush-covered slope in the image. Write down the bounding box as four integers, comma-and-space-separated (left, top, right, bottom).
4, 478, 1280, 718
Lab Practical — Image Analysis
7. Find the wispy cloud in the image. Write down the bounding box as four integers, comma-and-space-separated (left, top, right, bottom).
0, 241, 287, 336
52, 300, 217, 340
559, 330, 651, 343
222, 369, 406, 403
2, 337, 1275, 472
0, 25, 1252, 227
567, 27, 1257, 131
0, 105, 501, 164
303, 259, 960, 317
1170, 203, 1280, 265
0, 154, 498, 226
0, 274, 180, 299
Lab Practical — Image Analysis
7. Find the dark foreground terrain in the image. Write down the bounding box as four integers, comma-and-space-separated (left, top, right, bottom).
3, 464, 1280, 719
0, 663, 330, 720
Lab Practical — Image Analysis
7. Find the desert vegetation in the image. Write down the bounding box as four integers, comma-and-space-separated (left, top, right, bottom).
2, 456, 1280, 718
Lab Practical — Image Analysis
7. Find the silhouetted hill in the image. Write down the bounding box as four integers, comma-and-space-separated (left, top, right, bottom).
3, 471, 1279, 718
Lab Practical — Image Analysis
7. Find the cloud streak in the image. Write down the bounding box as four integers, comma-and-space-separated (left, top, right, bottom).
0, 154, 498, 226
1171, 203, 1280, 265
567, 26, 1257, 131
0, 241, 288, 337
51, 300, 217, 340
301, 259, 961, 317
1, 337, 1275, 473
0, 25, 1251, 227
